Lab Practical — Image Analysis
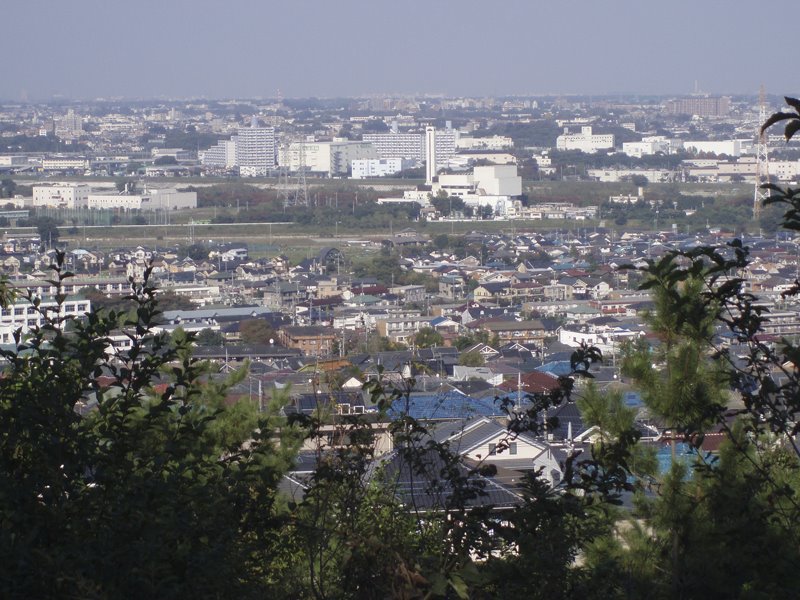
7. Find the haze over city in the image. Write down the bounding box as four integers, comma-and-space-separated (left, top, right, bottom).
3, 0, 796, 100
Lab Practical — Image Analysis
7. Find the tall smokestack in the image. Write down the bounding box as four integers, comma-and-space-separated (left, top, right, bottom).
425, 126, 436, 185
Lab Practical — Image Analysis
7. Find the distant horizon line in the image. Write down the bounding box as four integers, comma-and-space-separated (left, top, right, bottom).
0, 90, 786, 105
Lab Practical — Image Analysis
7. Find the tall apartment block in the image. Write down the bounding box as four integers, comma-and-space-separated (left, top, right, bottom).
363, 128, 458, 167
236, 123, 276, 177
665, 96, 731, 117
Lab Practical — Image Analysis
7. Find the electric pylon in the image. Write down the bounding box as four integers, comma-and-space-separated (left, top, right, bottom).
754, 85, 770, 221
279, 144, 293, 210
293, 141, 308, 208
280, 141, 308, 209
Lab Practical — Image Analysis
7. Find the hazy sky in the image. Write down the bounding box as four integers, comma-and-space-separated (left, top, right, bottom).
1, 0, 795, 100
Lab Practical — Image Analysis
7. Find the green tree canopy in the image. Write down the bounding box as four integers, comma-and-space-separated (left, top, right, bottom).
413, 327, 443, 348
177, 242, 210, 261
33, 216, 61, 248
430, 192, 465, 217
154, 155, 178, 165
458, 349, 485, 367
239, 319, 275, 345
0, 179, 16, 198
196, 327, 225, 346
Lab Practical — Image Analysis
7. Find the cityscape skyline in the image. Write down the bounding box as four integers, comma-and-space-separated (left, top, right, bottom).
2, 0, 796, 101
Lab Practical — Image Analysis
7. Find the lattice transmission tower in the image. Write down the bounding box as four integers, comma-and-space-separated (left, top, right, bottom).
293, 141, 308, 208
754, 85, 770, 221
280, 140, 309, 209
279, 154, 293, 210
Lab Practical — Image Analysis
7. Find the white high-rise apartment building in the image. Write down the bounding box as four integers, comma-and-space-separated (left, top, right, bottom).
200, 139, 238, 168
284, 140, 377, 176
200, 121, 275, 175
363, 128, 458, 164
55, 109, 83, 139
433, 128, 457, 163
236, 123, 276, 177
363, 132, 425, 160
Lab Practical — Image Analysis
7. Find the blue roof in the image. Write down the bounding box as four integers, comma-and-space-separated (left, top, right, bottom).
388, 390, 504, 420
623, 391, 643, 407
656, 442, 695, 476
536, 360, 573, 377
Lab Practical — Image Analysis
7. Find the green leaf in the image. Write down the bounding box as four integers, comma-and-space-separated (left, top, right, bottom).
449, 574, 469, 599
429, 573, 449, 596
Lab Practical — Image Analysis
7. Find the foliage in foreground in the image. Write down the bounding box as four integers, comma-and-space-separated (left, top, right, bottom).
582, 96, 800, 598
0, 263, 300, 598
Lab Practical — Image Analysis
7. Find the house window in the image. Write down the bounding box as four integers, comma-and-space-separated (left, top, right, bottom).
488, 443, 497, 456
509, 443, 517, 455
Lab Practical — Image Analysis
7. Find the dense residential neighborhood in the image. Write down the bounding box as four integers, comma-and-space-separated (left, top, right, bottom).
0, 220, 795, 490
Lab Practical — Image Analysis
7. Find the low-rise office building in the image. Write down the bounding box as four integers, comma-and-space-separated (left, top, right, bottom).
556, 126, 614, 153
32, 182, 90, 208
87, 188, 197, 210
0, 299, 91, 345
351, 157, 410, 179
